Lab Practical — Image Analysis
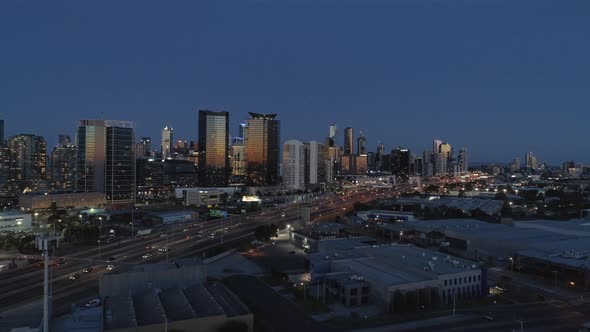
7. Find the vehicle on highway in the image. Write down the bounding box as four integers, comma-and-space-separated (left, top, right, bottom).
107, 256, 118, 262
82, 267, 93, 273
158, 247, 169, 253
196, 231, 203, 238
69, 273, 81, 281
145, 246, 153, 250
209, 233, 215, 238
142, 253, 153, 259
106, 264, 115, 271
281, 212, 286, 217
84, 298, 101, 307
160, 234, 168, 238
183, 228, 189, 232
288, 250, 296, 254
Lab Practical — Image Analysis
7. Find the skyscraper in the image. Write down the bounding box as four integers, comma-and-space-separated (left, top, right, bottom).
231, 137, 246, 178
6, 134, 47, 192
198, 110, 230, 187
525, 152, 538, 169
76, 120, 135, 203
51, 135, 76, 190
161, 126, 173, 159
458, 148, 468, 174
283, 140, 305, 189
244, 112, 280, 186
305, 141, 323, 185
344, 127, 353, 155
391, 147, 410, 182
238, 123, 247, 139
433, 139, 443, 154
140, 137, 151, 157
357, 131, 366, 155
329, 124, 337, 141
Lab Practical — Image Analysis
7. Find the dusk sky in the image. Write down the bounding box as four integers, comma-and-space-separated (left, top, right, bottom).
1, 1, 589, 164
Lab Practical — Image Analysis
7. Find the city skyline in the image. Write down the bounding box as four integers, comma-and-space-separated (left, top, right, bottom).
1, 1, 590, 164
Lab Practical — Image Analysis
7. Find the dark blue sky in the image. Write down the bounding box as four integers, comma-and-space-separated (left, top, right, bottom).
1, 0, 589, 164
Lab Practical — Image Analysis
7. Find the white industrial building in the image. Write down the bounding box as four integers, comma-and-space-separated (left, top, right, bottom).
309, 242, 485, 311
0, 211, 32, 232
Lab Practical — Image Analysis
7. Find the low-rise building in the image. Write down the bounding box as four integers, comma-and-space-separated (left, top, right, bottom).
174, 188, 225, 207
0, 211, 32, 232
357, 210, 415, 222
19, 192, 107, 211
310, 243, 485, 311
101, 260, 252, 332
143, 210, 198, 224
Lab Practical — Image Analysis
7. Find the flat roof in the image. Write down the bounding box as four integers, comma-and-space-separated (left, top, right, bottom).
312, 244, 481, 286
379, 219, 590, 269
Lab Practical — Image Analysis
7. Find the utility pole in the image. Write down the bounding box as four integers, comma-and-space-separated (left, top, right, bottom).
37, 236, 50, 332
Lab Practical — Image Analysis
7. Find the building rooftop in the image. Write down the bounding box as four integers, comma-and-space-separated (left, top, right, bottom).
103, 282, 249, 331
312, 244, 480, 286
379, 219, 590, 270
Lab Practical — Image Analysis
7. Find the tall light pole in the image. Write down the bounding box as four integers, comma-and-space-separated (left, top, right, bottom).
509, 257, 514, 272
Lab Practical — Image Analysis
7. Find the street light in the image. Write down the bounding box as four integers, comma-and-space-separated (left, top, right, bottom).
509, 257, 514, 272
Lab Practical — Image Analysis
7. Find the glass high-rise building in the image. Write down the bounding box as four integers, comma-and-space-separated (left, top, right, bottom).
51, 135, 76, 190
6, 134, 47, 192
344, 127, 353, 155
357, 131, 366, 155
391, 147, 410, 182
244, 112, 280, 186
161, 126, 173, 159
76, 120, 135, 203
198, 110, 230, 187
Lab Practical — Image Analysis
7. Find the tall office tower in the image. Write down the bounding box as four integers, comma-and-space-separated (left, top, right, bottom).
458, 148, 468, 174
434, 153, 448, 176
135, 137, 151, 158
438, 143, 452, 158
198, 110, 230, 187
283, 140, 305, 189
304, 141, 322, 185
244, 112, 280, 186
433, 139, 443, 154
344, 127, 353, 155
423, 151, 434, 177
161, 126, 173, 159
525, 152, 538, 169
413, 156, 423, 176
391, 147, 410, 182
58, 134, 71, 145
6, 134, 47, 192
76, 120, 135, 203
328, 124, 337, 146
231, 137, 246, 178
324, 138, 339, 183
238, 123, 247, 139
375, 143, 385, 172
357, 131, 366, 155
50, 135, 77, 190
510, 157, 521, 173
0, 119, 4, 144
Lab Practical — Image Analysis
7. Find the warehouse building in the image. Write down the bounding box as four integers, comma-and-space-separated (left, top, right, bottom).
378, 219, 590, 288
309, 243, 485, 312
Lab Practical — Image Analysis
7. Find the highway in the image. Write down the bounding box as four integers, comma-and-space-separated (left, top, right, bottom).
0, 186, 403, 313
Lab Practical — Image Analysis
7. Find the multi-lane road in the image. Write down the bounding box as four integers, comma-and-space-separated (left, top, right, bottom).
0, 186, 401, 314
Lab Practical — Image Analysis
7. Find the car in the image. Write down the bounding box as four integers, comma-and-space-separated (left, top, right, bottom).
158, 247, 169, 253
106, 264, 115, 271
142, 253, 153, 259
183, 228, 189, 232
281, 212, 286, 217
160, 234, 168, 238
84, 298, 101, 307
209, 233, 215, 238
145, 246, 153, 250
82, 267, 93, 273
69, 273, 81, 281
